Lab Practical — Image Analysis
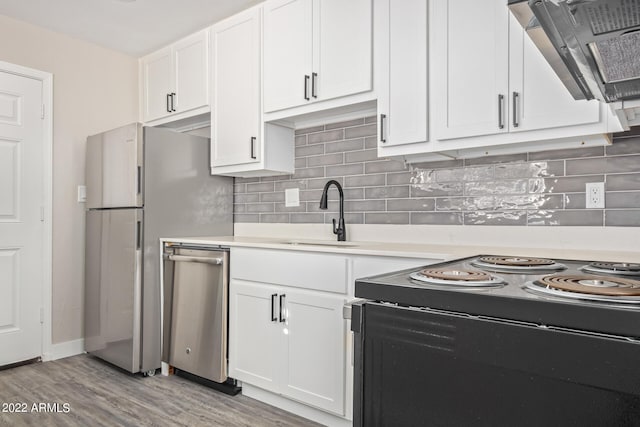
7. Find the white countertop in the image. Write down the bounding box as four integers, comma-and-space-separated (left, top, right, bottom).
160, 235, 639, 263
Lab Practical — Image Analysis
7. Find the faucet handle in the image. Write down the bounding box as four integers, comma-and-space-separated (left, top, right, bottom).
332, 217, 347, 241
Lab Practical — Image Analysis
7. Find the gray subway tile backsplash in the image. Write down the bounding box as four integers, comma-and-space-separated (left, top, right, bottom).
233, 116, 640, 227
605, 191, 640, 208
527, 210, 604, 226
606, 139, 640, 156
605, 210, 640, 226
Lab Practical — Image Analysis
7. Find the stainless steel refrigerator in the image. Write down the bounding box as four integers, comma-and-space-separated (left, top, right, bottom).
84, 123, 233, 375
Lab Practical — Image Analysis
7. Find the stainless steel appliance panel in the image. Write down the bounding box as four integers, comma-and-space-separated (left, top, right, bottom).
509, 0, 640, 103
84, 208, 143, 373
167, 248, 229, 383
86, 123, 143, 209
85, 123, 233, 376
141, 127, 233, 373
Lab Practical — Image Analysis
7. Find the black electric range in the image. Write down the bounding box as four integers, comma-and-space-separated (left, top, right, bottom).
352, 255, 640, 427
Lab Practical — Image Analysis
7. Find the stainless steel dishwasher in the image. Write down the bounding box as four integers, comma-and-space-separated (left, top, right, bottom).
162, 243, 229, 383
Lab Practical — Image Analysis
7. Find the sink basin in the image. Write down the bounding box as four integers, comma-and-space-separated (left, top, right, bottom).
283, 239, 360, 248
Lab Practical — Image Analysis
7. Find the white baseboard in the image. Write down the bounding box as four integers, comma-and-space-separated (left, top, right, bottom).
241, 383, 351, 427
43, 338, 85, 362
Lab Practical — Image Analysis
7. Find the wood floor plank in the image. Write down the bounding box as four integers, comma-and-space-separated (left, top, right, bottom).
0, 355, 323, 427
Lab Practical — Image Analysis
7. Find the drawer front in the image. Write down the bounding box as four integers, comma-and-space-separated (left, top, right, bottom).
231, 247, 349, 293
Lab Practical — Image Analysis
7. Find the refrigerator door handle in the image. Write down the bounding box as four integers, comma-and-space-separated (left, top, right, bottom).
136, 221, 142, 250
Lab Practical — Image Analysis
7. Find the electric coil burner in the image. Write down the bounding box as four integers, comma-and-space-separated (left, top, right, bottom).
409, 267, 505, 287
471, 256, 566, 272
526, 274, 640, 303
580, 261, 640, 277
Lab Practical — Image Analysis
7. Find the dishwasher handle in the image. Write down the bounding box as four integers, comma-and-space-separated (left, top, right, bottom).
166, 254, 224, 265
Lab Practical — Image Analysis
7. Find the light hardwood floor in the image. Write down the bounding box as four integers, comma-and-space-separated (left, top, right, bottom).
0, 355, 323, 426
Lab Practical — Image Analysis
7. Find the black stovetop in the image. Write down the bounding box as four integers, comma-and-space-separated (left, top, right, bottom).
355, 255, 640, 339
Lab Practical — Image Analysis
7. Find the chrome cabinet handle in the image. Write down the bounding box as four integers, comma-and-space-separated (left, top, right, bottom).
513, 91, 520, 128
136, 221, 141, 250
380, 114, 387, 143
250, 137, 257, 159
498, 94, 505, 129
166, 94, 171, 113
304, 75, 310, 101
137, 166, 142, 194
170, 93, 176, 112
312, 72, 318, 98
279, 294, 286, 322
271, 293, 277, 322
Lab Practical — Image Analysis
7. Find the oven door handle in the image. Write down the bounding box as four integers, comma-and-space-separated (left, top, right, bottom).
345, 299, 367, 332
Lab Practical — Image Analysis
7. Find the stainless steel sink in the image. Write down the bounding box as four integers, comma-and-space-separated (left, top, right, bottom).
283, 239, 359, 248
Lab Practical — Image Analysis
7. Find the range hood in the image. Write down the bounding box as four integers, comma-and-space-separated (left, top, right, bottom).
509, 0, 640, 128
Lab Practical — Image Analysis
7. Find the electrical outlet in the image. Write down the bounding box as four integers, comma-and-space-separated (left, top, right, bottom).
285, 187, 300, 207
585, 182, 605, 209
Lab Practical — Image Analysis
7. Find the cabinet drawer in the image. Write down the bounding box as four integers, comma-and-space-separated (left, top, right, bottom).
231, 247, 349, 293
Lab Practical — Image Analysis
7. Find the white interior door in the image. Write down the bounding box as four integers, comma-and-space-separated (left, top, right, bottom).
0, 71, 44, 367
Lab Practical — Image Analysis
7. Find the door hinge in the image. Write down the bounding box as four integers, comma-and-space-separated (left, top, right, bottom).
40, 207, 45, 222
41, 104, 45, 119
40, 308, 44, 324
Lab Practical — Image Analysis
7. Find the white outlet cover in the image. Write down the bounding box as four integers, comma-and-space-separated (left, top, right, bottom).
585, 182, 605, 209
285, 187, 300, 207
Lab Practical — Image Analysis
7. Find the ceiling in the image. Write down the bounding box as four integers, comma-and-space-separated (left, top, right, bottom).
0, 0, 264, 57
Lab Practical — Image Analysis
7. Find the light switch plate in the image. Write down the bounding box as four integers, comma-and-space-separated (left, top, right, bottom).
285, 188, 300, 207
77, 185, 87, 203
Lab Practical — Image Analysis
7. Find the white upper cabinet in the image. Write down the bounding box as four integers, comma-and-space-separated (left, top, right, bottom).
172, 31, 209, 117
432, 0, 608, 144
375, 0, 428, 149
211, 7, 261, 168
315, 0, 372, 103
263, 0, 372, 113
209, 6, 294, 178
432, 0, 509, 140
263, 0, 313, 112
141, 29, 209, 124
142, 48, 173, 123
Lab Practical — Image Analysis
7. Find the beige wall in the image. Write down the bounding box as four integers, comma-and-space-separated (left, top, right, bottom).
0, 15, 139, 344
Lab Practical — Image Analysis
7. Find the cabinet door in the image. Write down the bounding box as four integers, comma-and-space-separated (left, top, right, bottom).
314, 0, 372, 102
281, 290, 346, 415
263, 0, 313, 112
229, 280, 283, 391
142, 47, 172, 122
173, 30, 209, 114
508, 13, 600, 133
376, 0, 428, 147
432, 0, 509, 140
211, 9, 262, 167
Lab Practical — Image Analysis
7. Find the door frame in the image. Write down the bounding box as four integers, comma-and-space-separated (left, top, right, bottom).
0, 60, 53, 361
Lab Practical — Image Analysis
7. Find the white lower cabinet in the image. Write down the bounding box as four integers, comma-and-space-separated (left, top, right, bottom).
229, 281, 281, 391
228, 247, 437, 423
230, 279, 346, 415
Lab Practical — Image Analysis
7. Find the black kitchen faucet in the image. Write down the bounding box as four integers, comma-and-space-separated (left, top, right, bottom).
319, 180, 346, 241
